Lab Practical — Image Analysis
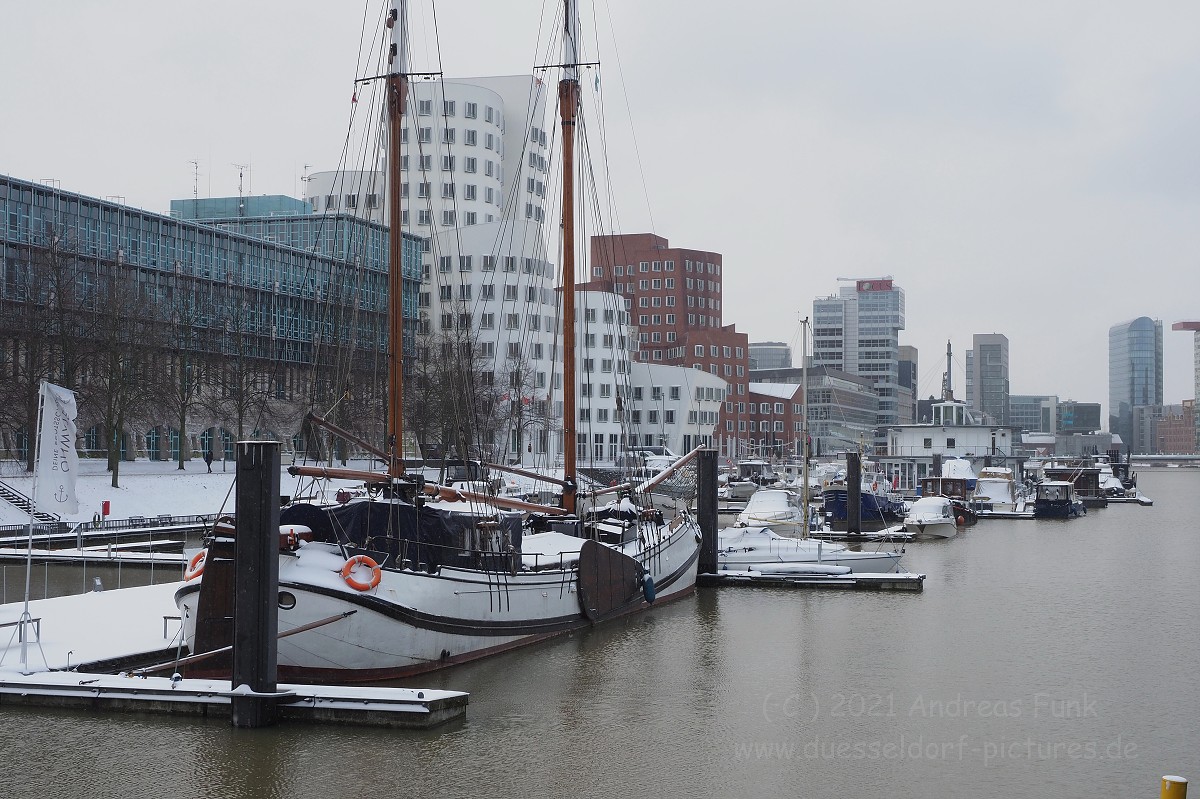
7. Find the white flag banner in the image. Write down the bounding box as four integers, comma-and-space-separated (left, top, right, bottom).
33, 382, 80, 515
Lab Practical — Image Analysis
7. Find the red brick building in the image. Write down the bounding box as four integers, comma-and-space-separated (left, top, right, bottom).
580, 232, 753, 459
1156, 400, 1196, 454
747, 383, 806, 459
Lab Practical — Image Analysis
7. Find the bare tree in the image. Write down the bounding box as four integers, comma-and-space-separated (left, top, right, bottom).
0, 226, 98, 470
206, 298, 277, 441
155, 293, 212, 469
86, 262, 160, 488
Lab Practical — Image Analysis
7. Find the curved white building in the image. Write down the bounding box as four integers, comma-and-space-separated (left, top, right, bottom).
304, 76, 719, 466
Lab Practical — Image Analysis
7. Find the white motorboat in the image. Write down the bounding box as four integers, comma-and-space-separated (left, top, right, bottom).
717, 526, 905, 574
718, 475, 758, 500
973, 467, 1023, 514
734, 488, 805, 530
903, 496, 959, 539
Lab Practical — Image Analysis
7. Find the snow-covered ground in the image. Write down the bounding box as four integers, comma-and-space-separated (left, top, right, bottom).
0, 456, 371, 526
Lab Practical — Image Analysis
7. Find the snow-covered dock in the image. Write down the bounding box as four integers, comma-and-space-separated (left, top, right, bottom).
699, 570, 926, 591
0, 581, 467, 728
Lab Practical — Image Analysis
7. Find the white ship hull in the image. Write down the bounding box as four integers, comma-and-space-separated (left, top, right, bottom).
175, 521, 700, 682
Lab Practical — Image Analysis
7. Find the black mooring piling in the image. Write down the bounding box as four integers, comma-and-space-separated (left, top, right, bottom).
846, 452, 862, 535
697, 450, 718, 574
230, 441, 282, 728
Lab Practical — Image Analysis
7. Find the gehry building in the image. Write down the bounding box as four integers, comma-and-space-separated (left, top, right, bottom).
303, 77, 720, 466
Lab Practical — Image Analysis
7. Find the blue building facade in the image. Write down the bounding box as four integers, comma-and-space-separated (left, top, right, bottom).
0, 173, 422, 460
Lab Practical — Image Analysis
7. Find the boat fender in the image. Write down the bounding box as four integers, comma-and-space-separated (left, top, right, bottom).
185, 549, 207, 581
642, 574, 656, 603
341, 554, 382, 591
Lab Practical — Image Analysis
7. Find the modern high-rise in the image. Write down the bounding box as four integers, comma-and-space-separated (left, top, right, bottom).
1108, 317, 1163, 452
966, 333, 1010, 425
813, 278, 905, 438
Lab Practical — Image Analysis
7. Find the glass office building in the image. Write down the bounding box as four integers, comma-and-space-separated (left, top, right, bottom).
1108, 316, 1163, 453
0, 173, 422, 459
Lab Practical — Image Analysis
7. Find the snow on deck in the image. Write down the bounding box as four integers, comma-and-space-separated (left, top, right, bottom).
0, 581, 183, 671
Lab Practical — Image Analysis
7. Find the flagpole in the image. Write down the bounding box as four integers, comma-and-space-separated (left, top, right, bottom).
20, 381, 48, 674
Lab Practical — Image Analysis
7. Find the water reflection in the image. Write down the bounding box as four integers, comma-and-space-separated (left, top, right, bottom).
1, 471, 1197, 798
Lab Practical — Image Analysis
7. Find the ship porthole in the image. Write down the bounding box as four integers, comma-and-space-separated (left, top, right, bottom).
278, 591, 297, 610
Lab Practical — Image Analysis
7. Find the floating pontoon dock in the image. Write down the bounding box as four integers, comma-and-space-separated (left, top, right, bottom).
699, 570, 925, 592
0, 581, 466, 728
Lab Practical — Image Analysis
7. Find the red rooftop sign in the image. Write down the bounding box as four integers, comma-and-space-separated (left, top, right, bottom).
857, 279, 893, 292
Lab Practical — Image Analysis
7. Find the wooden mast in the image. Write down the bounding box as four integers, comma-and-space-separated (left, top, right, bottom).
385, 1, 409, 480
558, 0, 581, 513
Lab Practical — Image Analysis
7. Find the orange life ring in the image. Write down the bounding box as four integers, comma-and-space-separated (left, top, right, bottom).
341, 554, 382, 591
185, 549, 207, 581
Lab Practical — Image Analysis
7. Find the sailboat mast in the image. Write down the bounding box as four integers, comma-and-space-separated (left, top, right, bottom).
801, 317, 809, 530
558, 0, 581, 512
386, 0, 410, 480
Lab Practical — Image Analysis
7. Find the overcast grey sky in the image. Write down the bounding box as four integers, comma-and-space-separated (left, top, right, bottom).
4, 1, 1198, 417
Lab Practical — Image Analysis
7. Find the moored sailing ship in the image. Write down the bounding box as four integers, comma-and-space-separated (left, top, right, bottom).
175, 0, 702, 682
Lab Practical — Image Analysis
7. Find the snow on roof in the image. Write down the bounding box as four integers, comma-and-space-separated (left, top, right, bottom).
748, 382, 802, 400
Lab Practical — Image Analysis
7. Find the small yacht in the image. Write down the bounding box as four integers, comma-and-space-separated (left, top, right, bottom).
972, 467, 1022, 513
903, 496, 959, 539
734, 488, 805, 531
1033, 480, 1086, 518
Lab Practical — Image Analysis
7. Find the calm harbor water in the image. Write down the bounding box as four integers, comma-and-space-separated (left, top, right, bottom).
1, 469, 1197, 798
